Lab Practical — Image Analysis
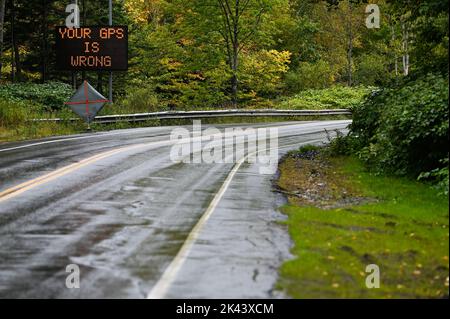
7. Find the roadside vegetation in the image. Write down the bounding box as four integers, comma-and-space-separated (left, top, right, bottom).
274, 0, 448, 298
276, 146, 449, 298
0, 82, 81, 141
2, 0, 441, 142
277, 85, 374, 110
0, 82, 356, 142
347, 73, 449, 195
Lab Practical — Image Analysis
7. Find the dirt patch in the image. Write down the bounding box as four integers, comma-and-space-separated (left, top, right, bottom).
276, 150, 376, 209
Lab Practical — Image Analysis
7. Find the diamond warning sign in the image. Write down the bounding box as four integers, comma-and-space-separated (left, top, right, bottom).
65, 81, 109, 124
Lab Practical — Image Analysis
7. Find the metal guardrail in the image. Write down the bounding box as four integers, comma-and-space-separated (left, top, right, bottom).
32, 109, 352, 124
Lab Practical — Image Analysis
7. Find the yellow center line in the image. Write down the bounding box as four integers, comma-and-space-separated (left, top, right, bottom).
0, 123, 330, 204
0, 135, 201, 204
0, 144, 144, 203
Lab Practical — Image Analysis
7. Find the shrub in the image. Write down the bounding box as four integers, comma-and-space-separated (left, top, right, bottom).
280, 85, 374, 110
325, 129, 359, 156
286, 144, 321, 160
284, 60, 334, 93
239, 50, 291, 98
153, 60, 231, 109
350, 73, 449, 177
0, 82, 73, 111
354, 53, 391, 86
418, 158, 449, 196
118, 85, 162, 113
298, 144, 321, 154
0, 99, 36, 127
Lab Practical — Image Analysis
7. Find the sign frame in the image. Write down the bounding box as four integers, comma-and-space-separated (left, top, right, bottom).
55, 25, 129, 72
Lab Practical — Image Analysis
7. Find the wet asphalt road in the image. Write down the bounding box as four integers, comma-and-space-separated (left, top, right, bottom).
0, 120, 350, 298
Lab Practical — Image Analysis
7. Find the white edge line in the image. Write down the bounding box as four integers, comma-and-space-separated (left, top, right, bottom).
0, 127, 171, 153
146, 138, 326, 299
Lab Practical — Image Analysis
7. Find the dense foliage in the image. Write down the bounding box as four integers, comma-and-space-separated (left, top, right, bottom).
1, 0, 435, 108
279, 85, 373, 110
350, 73, 448, 176
339, 0, 449, 194
0, 82, 73, 110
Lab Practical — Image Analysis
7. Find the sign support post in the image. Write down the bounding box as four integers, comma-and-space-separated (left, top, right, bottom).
109, 0, 113, 105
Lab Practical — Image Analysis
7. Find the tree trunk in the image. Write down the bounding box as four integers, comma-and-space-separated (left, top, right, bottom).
227, 1, 239, 107
41, 0, 48, 83
0, 0, 6, 78
11, 0, 22, 82
217, 0, 264, 107
402, 21, 409, 76
231, 64, 238, 107
390, 22, 399, 76
347, 2, 353, 87
231, 26, 238, 107
395, 56, 399, 76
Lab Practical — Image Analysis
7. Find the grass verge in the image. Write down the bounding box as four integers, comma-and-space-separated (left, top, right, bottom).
276, 146, 449, 298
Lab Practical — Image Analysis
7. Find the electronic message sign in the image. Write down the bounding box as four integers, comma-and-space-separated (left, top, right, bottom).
55, 26, 128, 71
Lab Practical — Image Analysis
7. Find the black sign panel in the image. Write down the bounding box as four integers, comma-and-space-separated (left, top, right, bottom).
55, 26, 128, 71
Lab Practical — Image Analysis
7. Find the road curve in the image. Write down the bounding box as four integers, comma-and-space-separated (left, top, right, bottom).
0, 120, 350, 298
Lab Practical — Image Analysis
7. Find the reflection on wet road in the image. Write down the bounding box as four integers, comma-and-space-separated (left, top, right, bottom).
0, 120, 350, 298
